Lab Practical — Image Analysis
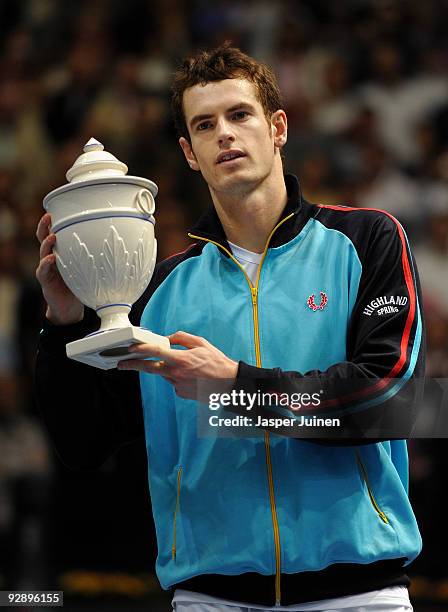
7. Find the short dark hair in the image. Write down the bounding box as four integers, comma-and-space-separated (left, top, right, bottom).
171, 42, 283, 141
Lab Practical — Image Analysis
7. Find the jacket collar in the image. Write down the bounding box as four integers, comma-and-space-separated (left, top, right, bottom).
188, 174, 315, 251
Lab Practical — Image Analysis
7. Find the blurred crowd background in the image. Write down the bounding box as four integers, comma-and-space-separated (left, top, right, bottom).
0, 0, 447, 610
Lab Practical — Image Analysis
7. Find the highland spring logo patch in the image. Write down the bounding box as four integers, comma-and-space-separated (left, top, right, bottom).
363, 295, 408, 316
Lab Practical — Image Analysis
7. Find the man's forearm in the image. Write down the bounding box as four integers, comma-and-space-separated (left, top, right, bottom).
35, 316, 144, 469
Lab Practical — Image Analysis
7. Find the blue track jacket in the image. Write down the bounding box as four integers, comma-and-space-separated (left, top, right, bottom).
36, 174, 425, 606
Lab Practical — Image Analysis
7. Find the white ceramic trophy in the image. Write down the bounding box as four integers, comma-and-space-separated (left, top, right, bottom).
43, 138, 170, 369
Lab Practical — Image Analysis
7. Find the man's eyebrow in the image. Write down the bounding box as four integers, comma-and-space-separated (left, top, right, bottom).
226, 102, 255, 113
189, 113, 214, 128
189, 103, 255, 128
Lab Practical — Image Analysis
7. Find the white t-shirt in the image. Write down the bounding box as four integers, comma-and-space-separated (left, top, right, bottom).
228, 240, 263, 286
173, 585, 412, 611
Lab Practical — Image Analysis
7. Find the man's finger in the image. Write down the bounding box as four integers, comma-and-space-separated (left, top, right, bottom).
130, 342, 183, 363
161, 375, 176, 384
118, 358, 177, 374
168, 331, 207, 349
36, 254, 56, 283
118, 359, 152, 372
173, 380, 198, 400
144, 360, 176, 374
39, 233, 56, 260
36, 213, 52, 244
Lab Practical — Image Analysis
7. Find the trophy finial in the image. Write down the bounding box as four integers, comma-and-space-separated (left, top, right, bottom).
66, 138, 128, 183
84, 138, 104, 153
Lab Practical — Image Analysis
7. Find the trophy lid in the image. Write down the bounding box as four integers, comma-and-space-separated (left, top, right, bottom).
66, 138, 128, 183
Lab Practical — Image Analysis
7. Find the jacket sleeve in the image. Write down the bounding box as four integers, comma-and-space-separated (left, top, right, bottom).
35, 309, 144, 470
234, 212, 425, 442
34, 245, 201, 468
33, 261, 165, 470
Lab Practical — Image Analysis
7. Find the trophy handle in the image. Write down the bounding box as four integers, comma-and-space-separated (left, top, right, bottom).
135, 189, 155, 216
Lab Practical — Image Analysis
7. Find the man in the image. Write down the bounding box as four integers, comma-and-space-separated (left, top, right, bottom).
36, 44, 424, 611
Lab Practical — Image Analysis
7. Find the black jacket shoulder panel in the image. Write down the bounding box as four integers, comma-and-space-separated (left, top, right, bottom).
130, 242, 205, 325
313, 204, 404, 266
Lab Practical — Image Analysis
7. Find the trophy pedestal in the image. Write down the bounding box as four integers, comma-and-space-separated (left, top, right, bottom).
66, 327, 170, 370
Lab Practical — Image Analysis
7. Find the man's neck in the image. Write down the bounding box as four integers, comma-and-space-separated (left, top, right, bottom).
210, 167, 288, 253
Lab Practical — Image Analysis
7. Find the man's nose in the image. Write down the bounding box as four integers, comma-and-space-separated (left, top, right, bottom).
217, 119, 235, 144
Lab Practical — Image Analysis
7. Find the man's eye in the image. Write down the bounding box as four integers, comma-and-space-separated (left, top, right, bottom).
197, 121, 212, 131
232, 111, 248, 120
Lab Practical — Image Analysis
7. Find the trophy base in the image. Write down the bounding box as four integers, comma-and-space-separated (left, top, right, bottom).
66, 327, 170, 370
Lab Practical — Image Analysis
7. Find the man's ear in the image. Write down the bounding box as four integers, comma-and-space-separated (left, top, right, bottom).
179, 137, 200, 171
271, 110, 288, 149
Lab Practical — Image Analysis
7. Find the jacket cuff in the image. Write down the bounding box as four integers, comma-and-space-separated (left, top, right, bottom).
38, 316, 95, 356
237, 360, 282, 382
234, 361, 284, 400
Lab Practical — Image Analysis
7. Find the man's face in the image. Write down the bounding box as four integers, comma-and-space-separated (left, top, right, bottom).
179, 78, 286, 197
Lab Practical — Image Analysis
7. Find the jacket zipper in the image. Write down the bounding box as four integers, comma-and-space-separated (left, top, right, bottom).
355, 450, 389, 524
189, 212, 294, 606
172, 466, 183, 560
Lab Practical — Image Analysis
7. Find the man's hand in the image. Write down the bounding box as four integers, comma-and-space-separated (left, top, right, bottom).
118, 331, 238, 400
36, 213, 84, 325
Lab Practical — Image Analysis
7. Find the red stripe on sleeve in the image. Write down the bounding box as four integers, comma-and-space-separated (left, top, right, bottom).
315, 205, 417, 406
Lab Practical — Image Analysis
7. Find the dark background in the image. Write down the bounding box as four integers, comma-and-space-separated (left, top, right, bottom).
0, 1, 447, 610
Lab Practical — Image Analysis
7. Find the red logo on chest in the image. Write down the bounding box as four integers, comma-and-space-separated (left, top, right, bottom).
307, 292, 328, 311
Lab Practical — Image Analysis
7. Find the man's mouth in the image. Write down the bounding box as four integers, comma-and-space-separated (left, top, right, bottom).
216, 150, 246, 164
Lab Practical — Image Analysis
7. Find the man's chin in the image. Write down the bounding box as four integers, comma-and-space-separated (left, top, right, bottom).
213, 176, 258, 198
212, 168, 257, 191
